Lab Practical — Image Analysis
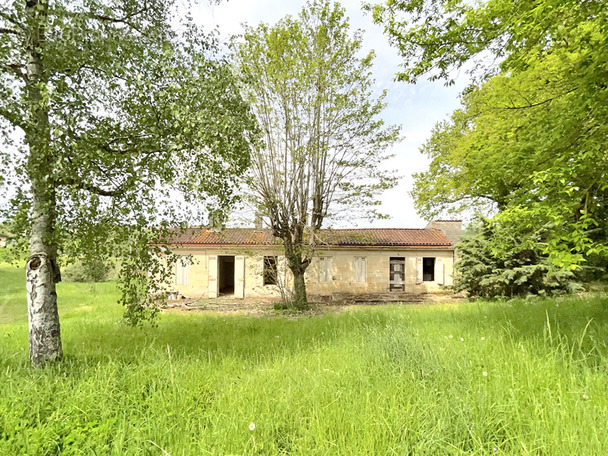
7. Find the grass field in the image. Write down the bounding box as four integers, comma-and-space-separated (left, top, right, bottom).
1, 264, 608, 455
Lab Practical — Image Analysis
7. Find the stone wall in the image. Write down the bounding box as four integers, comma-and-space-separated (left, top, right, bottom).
168, 246, 455, 299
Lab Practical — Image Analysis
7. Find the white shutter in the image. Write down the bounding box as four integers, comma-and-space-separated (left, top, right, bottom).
416, 257, 423, 284
183, 261, 189, 285
235, 255, 245, 298
257, 256, 264, 287
354, 257, 367, 283
175, 257, 189, 285
436, 258, 444, 285
319, 257, 326, 283
208, 255, 218, 298
319, 257, 332, 283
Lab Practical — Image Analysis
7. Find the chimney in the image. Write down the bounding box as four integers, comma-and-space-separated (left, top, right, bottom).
208, 210, 226, 232
254, 212, 264, 231
426, 220, 462, 245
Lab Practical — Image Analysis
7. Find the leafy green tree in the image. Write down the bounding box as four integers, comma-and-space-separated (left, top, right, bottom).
0, 0, 257, 364
370, 0, 608, 269
235, 0, 400, 308
454, 218, 577, 299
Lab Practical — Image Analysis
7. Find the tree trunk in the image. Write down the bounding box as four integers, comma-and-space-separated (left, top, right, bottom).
26, 250, 62, 364
292, 267, 308, 309
25, 0, 63, 365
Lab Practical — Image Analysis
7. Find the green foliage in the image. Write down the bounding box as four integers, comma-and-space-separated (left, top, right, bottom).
0, 0, 258, 324
370, 0, 608, 269
62, 257, 115, 283
454, 220, 577, 299
2, 264, 608, 454
235, 0, 400, 304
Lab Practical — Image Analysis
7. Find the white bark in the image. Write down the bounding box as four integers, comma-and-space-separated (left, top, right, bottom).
24, 0, 63, 364
26, 254, 62, 364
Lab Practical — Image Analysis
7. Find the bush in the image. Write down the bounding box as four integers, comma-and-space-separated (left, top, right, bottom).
454, 219, 577, 299
62, 258, 115, 283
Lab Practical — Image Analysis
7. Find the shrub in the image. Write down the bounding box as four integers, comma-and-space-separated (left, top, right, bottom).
62, 258, 115, 283
454, 219, 577, 299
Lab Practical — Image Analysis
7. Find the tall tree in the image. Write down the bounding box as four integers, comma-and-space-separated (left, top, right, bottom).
235, 0, 400, 307
370, 0, 608, 268
0, 0, 257, 364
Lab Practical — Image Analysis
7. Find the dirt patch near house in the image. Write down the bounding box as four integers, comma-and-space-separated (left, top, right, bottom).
162, 294, 464, 318
163, 297, 345, 318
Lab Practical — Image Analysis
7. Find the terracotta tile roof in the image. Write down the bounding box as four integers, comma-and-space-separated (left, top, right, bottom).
163, 227, 452, 247
319, 228, 452, 246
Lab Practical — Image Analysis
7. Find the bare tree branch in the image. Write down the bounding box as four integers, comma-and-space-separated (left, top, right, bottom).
55, 176, 123, 197
0, 26, 23, 36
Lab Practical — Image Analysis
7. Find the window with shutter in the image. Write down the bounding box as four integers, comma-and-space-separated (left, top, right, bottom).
353, 257, 367, 283
319, 256, 332, 283
176, 257, 189, 285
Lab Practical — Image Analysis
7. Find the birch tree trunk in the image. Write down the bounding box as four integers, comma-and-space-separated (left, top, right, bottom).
24, 0, 63, 364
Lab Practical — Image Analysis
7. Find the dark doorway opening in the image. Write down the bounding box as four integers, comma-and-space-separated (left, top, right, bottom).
218, 256, 235, 295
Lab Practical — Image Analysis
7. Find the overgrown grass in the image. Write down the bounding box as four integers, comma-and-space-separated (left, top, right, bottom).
1, 263, 607, 455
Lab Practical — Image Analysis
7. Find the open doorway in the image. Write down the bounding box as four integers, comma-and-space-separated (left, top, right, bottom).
218, 256, 235, 295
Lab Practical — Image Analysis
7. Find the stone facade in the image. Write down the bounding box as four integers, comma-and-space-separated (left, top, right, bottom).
164, 223, 460, 300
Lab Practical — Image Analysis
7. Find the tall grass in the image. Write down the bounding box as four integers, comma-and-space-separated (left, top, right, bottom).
1, 264, 607, 455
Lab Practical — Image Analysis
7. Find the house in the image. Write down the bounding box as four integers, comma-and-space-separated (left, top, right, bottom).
162, 220, 461, 300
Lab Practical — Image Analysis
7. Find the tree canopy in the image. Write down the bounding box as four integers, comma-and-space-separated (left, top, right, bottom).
235, 0, 400, 306
0, 0, 257, 363
371, 0, 608, 268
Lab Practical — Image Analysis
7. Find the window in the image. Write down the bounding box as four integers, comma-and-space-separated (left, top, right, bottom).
353, 257, 367, 283
423, 257, 435, 282
318, 256, 332, 283
263, 256, 278, 285
176, 257, 189, 285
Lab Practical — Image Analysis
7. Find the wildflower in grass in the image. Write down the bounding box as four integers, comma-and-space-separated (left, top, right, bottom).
249, 422, 256, 431
460, 337, 464, 341
481, 337, 485, 341
582, 394, 589, 400
449, 335, 453, 339
482, 371, 488, 377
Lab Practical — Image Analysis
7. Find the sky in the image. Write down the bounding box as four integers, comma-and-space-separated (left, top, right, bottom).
192, 0, 470, 229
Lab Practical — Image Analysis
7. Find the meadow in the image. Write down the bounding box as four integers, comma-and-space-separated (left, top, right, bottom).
1, 264, 607, 455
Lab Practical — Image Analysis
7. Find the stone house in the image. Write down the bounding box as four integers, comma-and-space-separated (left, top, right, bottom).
163, 220, 461, 300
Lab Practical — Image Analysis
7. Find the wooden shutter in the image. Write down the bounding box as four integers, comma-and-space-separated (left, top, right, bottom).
436, 258, 444, 285
176, 257, 189, 285
319, 257, 332, 283
256, 256, 264, 287
354, 257, 367, 283
208, 255, 218, 298
416, 257, 423, 284
235, 255, 245, 298
319, 257, 326, 283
